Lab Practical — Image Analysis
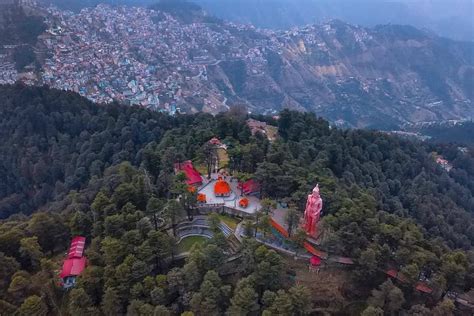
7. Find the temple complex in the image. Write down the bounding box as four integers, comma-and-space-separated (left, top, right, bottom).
174, 139, 262, 215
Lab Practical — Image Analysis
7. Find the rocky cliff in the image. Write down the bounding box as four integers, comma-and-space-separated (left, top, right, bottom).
209, 21, 473, 128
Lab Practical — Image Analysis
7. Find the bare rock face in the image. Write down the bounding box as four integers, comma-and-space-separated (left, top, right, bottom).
211, 21, 474, 128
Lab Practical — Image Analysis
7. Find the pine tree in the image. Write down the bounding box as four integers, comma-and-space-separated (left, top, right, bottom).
267, 290, 293, 315
227, 277, 259, 315
288, 285, 312, 315
16, 295, 48, 316
101, 287, 122, 316
154, 305, 171, 316
68, 288, 94, 316
19, 236, 43, 271
361, 306, 384, 316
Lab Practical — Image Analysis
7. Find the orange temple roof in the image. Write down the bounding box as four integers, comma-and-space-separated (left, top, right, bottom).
214, 177, 231, 196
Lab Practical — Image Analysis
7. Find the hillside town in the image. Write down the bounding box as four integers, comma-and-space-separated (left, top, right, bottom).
32, 4, 281, 113
2, 2, 470, 128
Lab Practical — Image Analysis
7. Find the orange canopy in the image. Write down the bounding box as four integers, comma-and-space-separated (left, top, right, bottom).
214, 176, 231, 196
239, 198, 249, 208
197, 193, 207, 203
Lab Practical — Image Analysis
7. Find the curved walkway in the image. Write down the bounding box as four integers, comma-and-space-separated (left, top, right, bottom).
175, 216, 234, 248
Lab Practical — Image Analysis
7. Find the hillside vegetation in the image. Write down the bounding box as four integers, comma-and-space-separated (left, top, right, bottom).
0, 85, 472, 314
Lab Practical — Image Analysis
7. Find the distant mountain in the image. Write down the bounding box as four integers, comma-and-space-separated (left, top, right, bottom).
4, 2, 474, 129
207, 21, 474, 128
195, 0, 474, 42
43, 0, 473, 42
416, 121, 474, 145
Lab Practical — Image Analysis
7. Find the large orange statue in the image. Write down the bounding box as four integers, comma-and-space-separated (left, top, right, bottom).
304, 184, 323, 236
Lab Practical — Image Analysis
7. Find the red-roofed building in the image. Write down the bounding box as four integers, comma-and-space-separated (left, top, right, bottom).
174, 160, 203, 186
60, 236, 87, 289
385, 269, 409, 282
415, 282, 433, 294
238, 179, 261, 195
386, 269, 398, 278
60, 257, 87, 279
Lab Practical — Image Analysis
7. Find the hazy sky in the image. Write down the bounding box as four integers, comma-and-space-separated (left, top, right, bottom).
194, 0, 473, 40
49, 0, 474, 40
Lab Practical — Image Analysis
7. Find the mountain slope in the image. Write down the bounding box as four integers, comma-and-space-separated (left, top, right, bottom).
226, 21, 474, 128
4, 3, 474, 128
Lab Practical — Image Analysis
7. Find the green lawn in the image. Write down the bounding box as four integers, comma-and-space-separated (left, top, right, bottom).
217, 214, 240, 230
177, 236, 208, 253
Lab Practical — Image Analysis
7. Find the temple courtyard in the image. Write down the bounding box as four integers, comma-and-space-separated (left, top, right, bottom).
197, 174, 262, 214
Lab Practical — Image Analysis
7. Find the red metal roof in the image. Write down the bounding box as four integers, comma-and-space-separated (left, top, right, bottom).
270, 218, 289, 238
175, 160, 202, 186
60, 257, 87, 278
415, 282, 433, 294
60, 236, 87, 280
238, 179, 261, 195
68, 236, 86, 258
386, 269, 398, 278
386, 268, 409, 283
304, 242, 329, 259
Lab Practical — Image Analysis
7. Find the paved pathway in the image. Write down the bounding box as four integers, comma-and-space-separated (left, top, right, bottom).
234, 222, 244, 242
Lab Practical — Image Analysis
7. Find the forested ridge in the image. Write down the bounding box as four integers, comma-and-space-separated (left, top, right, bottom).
419, 122, 474, 146
0, 84, 473, 315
